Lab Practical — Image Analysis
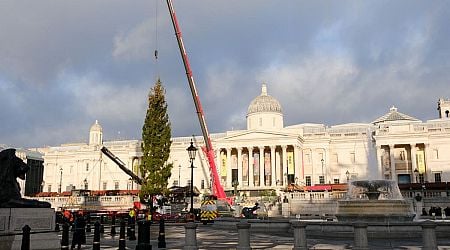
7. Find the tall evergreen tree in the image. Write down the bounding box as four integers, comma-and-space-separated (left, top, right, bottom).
140, 78, 173, 203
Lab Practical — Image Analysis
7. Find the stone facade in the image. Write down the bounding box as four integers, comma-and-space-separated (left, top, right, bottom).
36, 86, 450, 198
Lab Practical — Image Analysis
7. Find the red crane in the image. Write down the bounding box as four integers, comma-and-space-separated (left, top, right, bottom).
166, 0, 231, 204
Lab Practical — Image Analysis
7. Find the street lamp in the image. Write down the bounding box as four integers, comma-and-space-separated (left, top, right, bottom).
321, 158, 325, 184
58, 167, 63, 193
178, 165, 181, 186
186, 140, 197, 214
345, 170, 350, 183
414, 168, 419, 183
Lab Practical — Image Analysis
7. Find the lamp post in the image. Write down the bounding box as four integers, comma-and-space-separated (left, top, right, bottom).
178, 165, 181, 186
186, 140, 197, 214
321, 158, 325, 184
58, 167, 63, 193
345, 170, 350, 183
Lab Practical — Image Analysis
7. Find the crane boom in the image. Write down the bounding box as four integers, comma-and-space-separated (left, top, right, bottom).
166, 0, 229, 203
101, 146, 144, 186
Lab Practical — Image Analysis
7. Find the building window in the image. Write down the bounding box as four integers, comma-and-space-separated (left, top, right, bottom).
84, 181, 88, 190
86, 163, 89, 172
433, 149, 439, 160
305, 176, 311, 186
103, 182, 107, 190
173, 180, 179, 186
114, 181, 119, 190
350, 152, 355, 163
333, 178, 340, 184
434, 172, 442, 183
47, 185, 52, 192
201, 180, 205, 189
319, 176, 325, 184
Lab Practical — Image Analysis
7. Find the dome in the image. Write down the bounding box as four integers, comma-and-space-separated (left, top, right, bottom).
90, 120, 103, 132
247, 84, 282, 115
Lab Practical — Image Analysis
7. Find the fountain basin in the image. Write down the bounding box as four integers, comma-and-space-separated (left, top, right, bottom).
336, 199, 415, 222
336, 180, 415, 222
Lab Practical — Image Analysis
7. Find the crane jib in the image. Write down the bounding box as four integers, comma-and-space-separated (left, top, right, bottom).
166, 0, 230, 204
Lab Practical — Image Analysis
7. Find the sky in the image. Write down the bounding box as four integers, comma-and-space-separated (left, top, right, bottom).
1, 0, 450, 149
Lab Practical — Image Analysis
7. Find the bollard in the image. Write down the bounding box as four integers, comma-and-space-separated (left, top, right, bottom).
236, 220, 251, 250
184, 222, 198, 250
93, 221, 101, 250
61, 223, 70, 250
158, 218, 166, 248
119, 220, 126, 250
86, 215, 92, 232
422, 220, 437, 250
136, 220, 151, 250
21, 225, 31, 250
291, 221, 307, 250
353, 222, 369, 250
129, 219, 136, 241
111, 214, 116, 236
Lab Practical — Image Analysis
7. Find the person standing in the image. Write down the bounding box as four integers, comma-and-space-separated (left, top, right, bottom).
71, 211, 86, 250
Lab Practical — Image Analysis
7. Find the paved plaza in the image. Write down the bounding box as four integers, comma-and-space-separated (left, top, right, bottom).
24, 222, 450, 249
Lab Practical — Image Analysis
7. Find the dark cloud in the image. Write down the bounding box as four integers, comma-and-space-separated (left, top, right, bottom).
1, 0, 449, 148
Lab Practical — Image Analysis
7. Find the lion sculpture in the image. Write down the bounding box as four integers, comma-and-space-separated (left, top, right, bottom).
0, 148, 50, 208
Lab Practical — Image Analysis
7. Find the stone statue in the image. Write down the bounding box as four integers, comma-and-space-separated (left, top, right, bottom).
0, 148, 51, 208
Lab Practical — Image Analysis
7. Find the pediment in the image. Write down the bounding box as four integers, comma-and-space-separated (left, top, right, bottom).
215, 130, 298, 143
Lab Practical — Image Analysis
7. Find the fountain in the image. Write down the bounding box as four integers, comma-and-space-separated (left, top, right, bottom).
336, 180, 415, 222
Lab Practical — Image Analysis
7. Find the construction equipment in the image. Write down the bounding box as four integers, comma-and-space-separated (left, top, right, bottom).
165, 0, 231, 205
100, 146, 144, 185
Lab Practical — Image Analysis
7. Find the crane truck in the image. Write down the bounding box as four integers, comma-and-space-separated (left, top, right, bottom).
165, 0, 234, 223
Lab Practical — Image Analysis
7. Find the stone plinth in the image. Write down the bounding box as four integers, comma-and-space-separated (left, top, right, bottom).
0, 208, 58, 250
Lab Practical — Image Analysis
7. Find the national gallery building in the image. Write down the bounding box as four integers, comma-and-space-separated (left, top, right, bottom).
38, 84, 450, 197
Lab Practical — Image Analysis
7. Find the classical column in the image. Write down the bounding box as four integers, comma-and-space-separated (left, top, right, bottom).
270, 146, 276, 187
424, 143, 430, 182
237, 147, 242, 187
389, 144, 396, 181
259, 146, 265, 187
376, 146, 382, 179
215, 149, 221, 185
226, 148, 232, 188
282, 146, 287, 185
248, 147, 254, 187
294, 146, 302, 181
410, 144, 417, 174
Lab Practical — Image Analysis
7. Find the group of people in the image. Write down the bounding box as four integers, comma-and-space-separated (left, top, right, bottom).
421, 206, 450, 217
61, 210, 86, 250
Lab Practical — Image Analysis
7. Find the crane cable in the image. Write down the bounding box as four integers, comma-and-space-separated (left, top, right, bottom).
154, 0, 159, 79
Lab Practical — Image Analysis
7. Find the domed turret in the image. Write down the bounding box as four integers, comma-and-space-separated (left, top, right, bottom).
89, 120, 103, 145
246, 84, 283, 130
